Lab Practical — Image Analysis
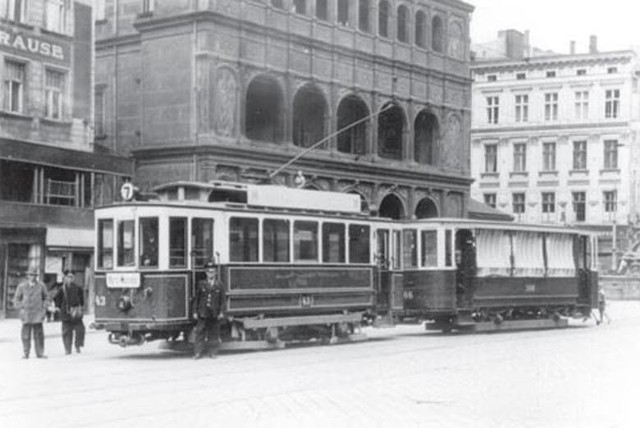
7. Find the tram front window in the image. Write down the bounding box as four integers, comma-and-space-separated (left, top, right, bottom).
263, 219, 290, 262
117, 220, 135, 267
349, 224, 370, 264
170, 217, 187, 268
139, 217, 159, 268
294, 221, 318, 262
192, 218, 214, 267
421, 230, 438, 267
323, 223, 345, 263
97, 219, 114, 269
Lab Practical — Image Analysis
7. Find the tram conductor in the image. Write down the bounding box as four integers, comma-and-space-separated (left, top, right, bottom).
193, 261, 226, 359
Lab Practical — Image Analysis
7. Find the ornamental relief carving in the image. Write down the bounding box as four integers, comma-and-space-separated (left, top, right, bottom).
213, 67, 238, 138
447, 20, 465, 60
442, 114, 462, 170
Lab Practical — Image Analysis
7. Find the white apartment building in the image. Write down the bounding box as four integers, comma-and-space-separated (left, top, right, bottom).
470, 33, 640, 271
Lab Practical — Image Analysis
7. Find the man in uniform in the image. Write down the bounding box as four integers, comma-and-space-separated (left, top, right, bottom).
193, 261, 225, 359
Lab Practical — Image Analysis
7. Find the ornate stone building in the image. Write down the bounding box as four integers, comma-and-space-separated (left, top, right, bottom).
0, 0, 132, 317
95, 0, 474, 220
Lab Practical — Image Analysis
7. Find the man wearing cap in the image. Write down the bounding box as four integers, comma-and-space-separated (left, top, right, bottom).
193, 261, 226, 359
53, 270, 86, 354
13, 266, 49, 359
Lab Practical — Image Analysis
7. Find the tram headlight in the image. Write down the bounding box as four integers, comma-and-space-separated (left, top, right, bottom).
117, 295, 133, 312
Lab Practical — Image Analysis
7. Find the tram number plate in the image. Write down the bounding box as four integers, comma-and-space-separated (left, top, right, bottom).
300, 295, 313, 308
525, 284, 536, 293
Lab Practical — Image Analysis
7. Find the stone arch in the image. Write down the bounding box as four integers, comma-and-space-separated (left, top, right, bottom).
432, 14, 444, 53
414, 109, 440, 165
378, 102, 406, 161
378, 193, 405, 220
415, 197, 439, 219
337, 94, 370, 155
245, 74, 285, 143
293, 84, 328, 148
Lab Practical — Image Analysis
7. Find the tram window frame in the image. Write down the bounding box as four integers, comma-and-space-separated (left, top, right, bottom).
116, 220, 135, 268
402, 229, 418, 268
230, 217, 259, 263
393, 230, 402, 269
97, 219, 114, 270
263, 218, 290, 263
323, 222, 346, 263
294, 220, 319, 263
191, 218, 214, 267
445, 229, 453, 267
139, 217, 159, 268
420, 229, 438, 268
349, 224, 370, 264
169, 217, 188, 268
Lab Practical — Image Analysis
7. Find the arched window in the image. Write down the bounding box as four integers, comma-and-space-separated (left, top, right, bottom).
432, 15, 444, 52
245, 75, 284, 143
293, 85, 327, 148
414, 110, 439, 165
337, 0, 349, 25
359, 0, 370, 33
378, 103, 405, 160
378, 1, 389, 38
378, 193, 405, 220
337, 95, 369, 155
397, 5, 408, 43
315, 0, 328, 21
415, 10, 426, 48
415, 197, 439, 219
271, 0, 284, 9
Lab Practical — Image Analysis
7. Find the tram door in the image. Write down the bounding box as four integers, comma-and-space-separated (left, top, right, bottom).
376, 229, 403, 313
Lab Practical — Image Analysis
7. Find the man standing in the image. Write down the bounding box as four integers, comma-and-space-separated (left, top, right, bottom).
54, 270, 86, 354
193, 261, 225, 359
13, 266, 49, 359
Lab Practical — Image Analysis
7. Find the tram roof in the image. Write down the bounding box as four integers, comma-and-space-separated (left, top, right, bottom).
147, 180, 363, 214
411, 217, 600, 236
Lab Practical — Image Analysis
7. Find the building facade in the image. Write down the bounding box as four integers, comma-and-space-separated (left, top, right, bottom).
95, 0, 474, 222
0, 0, 132, 318
470, 32, 640, 272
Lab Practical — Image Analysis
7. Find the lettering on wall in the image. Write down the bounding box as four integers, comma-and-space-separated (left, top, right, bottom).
0, 25, 69, 64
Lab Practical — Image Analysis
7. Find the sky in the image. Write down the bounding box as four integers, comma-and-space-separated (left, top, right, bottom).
469, 0, 640, 54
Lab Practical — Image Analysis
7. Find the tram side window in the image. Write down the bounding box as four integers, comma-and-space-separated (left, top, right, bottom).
349, 224, 370, 264
421, 230, 438, 267
403, 229, 418, 268
263, 219, 290, 262
97, 219, 114, 269
323, 223, 345, 263
294, 221, 318, 262
192, 218, 214, 267
445, 229, 453, 267
117, 220, 135, 267
169, 217, 187, 268
230, 217, 259, 262
139, 217, 159, 268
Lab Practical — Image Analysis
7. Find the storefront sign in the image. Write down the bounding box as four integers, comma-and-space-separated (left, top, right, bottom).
0, 24, 69, 64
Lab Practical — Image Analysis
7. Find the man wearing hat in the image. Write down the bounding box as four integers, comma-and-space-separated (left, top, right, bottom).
13, 266, 49, 359
53, 270, 86, 354
193, 261, 226, 359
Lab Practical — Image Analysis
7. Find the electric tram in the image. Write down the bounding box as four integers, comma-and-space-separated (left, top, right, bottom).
92, 181, 599, 349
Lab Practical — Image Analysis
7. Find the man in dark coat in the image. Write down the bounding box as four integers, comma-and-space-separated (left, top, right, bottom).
193, 261, 225, 359
53, 270, 86, 355
13, 266, 49, 359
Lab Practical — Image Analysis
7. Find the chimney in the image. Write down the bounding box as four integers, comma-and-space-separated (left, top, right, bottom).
524, 30, 531, 57
570, 41, 576, 55
589, 35, 598, 54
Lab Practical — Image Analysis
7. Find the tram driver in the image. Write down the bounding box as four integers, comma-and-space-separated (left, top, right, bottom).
193, 261, 226, 359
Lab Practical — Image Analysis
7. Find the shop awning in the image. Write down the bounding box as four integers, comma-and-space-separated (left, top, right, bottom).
46, 226, 94, 249
0, 138, 133, 176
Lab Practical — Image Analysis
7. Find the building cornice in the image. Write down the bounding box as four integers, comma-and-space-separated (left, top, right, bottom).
471, 120, 631, 136
472, 51, 635, 74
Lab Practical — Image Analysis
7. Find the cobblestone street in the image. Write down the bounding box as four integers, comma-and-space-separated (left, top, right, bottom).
1, 301, 639, 428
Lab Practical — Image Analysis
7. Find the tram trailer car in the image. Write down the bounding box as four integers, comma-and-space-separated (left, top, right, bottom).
398, 219, 599, 332
92, 182, 400, 350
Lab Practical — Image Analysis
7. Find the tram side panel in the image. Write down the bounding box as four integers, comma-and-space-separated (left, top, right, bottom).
400, 270, 457, 319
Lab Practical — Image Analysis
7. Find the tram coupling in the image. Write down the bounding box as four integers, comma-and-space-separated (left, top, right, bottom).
108, 332, 145, 347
